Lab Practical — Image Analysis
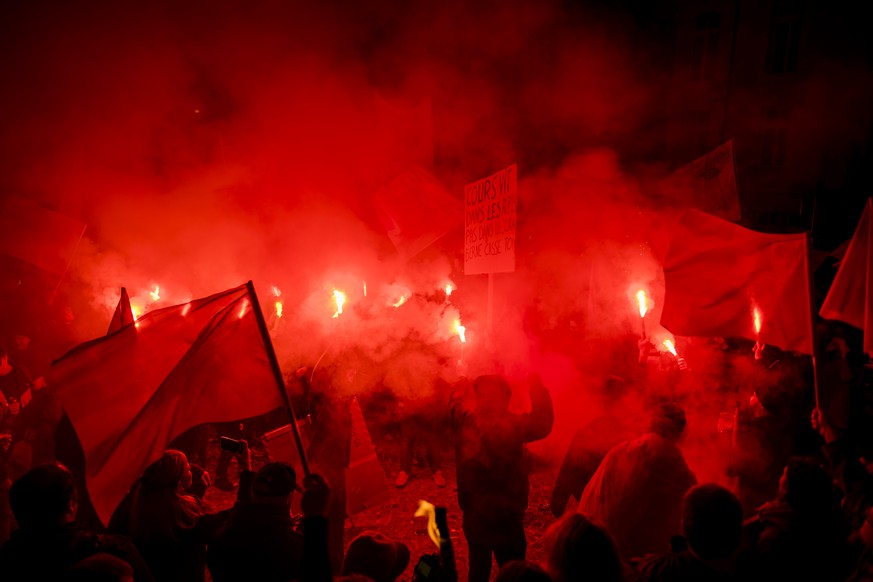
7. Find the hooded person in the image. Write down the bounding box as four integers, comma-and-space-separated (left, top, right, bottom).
578, 401, 697, 562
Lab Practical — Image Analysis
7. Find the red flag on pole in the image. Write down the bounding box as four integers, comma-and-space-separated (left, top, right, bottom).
48, 284, 286, 523
660, 210, 813, 354
820, 199, 873, 356
107, 287, 135, 335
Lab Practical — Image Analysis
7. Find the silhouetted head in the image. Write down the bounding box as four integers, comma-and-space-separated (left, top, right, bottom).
496, 560, 552, 582
649, 401, 686, 441
9, 462, 78, 530
682, 484, 743, 560
141, 449, 192, 492
779, 457, 833, 516
544, 513, 623, 582
474, 374, 512, 412
343, 531, 410, 582
65, 553, 135, 582
253, 462, 296, 504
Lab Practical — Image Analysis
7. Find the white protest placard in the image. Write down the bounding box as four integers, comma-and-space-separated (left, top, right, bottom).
464, 164, 517, 275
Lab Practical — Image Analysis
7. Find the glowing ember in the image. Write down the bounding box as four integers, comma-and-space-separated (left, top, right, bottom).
275, 301, 283, 318
414, 500, 440, 549
636, 289, 648, 318
149, 286, 160, 302
393, 295, 408, 308
363, 281, 367, 297
454, 319, 466, 343
663, 339, 677, 356
272, 286, 282, 298
753, 307, 762, 335
332, 290, 346, 318
445, 283, 454, 297
238, 298, 248, 319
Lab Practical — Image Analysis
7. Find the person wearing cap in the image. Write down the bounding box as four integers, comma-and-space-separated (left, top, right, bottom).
207, 452, 332, 582
342, 531, 410, 582
578, 401, 697, 562
450, 373, 554, 582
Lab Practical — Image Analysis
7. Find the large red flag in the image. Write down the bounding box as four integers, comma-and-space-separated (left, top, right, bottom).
48, 284, 286, 523
820, 199, 873, 355
660, 210, 813, 354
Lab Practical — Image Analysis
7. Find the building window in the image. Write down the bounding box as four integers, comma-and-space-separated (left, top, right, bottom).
767, 0, 802, 73
691, 12, 720, 81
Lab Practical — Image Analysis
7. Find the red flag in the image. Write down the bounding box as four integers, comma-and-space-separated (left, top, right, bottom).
0, 195, 86, 274
107, 287, 135, 335
660, 141, 741, 222
820, 199, 873, 355
372, 166, 462, 261
660, 210, 813, 354
48, 284, 286, 523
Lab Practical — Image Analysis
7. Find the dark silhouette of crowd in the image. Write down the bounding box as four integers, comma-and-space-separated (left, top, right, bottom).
1, 321, 873, 582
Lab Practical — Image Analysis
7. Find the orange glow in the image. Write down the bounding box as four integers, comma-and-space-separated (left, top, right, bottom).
393, 295, 407, 308
181, 303, 192, 317
445, 283, 454, 297
131, 305, 141, 322
275, 301, 283, 318
149, 285, 160, 302
753, 307, 762, 335
332, 290, 346, 318
454, 319, 466, 343
272, 286, 282, 298
238, 298, 248, 319
363, 281, 367, 297
414, 500, 440, 549
663, 339, 677, 356
636, 289, 648, 318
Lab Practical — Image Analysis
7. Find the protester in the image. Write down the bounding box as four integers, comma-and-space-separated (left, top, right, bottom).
450, 373, 554, 582
636, 484, 744, 581
65, 552, 136, 582
542, 512, 623, 582
207, 457, 333, 582
0, 462, 154, 581
495, 560, 552, 582
743, 456, 850, 582
578, 401, 697, 562
115, 450, 230, 582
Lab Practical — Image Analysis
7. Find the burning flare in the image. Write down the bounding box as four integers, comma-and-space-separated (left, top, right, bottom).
454, 319, 466, 343
663, 339, 678, 356
414, 500, 441, 549
753, 307, 762, 335
149, 286, 160, 302
332, 290, 346, 318
363, 281, 367, 297
275, 302, 283, 318
393, 295, 408, 308
445, 283, 454, 297
636, 289, 648, 318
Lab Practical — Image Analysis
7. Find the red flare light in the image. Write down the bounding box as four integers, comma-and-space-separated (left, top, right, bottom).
445, 283, 454, 297
393, 295, 408, 308
272, 286, 282, 298
663, 339, 677, 356
454, 319, 466, 343
753, 307, 762, 335
332, 290, 346, 318
149, 286, 160, 302
636, 289, 648, 318
275, 301, 283, 318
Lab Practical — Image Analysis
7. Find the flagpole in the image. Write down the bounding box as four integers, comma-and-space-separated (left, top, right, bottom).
803, 233, 822, 411
245, 280, 310, 476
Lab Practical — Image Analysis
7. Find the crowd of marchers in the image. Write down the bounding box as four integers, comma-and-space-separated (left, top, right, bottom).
1, 323, 873, 582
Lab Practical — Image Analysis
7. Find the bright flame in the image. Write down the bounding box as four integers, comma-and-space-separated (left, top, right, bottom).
149, 286, 160, 302
414, 500, 440, 549
272, 286, 282, 298
393, 295, 407, 308
238, 299, 248, 319
275, 301, 283, 318
332, 290, 346, 318
363, 281, 367, 297
454, 319, 466, 343
636, 289, 648, 318
753, 307, 762, 335
445, 283, 454, 297
182, 303, 192, 317
131, 305, 141, 322
663, 339, 678, 356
